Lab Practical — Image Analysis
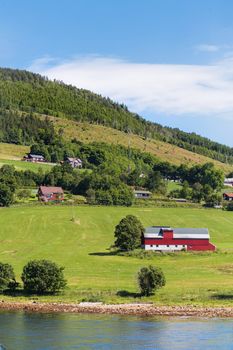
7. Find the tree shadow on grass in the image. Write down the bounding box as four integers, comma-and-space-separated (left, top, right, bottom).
116, 290, 142, 298
211, 293, 233, 300
2, 289, 61, 297
89, 250, 120, 257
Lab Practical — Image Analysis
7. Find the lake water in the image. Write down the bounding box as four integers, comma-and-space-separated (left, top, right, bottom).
0, 312, 232, 349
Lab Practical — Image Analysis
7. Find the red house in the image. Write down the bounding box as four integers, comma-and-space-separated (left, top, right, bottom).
223, 192, 233, 201
143, 226, 215, 251
38, 186, 64, 202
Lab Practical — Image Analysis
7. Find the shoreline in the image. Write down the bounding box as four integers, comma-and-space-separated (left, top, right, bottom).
0, 302, 232, 318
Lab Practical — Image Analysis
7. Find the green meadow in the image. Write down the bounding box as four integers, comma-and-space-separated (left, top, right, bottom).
0, 205, 232, 305
0, 159, 54, 172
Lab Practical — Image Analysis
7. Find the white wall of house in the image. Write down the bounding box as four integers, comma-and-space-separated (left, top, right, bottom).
144, 244, 187, 251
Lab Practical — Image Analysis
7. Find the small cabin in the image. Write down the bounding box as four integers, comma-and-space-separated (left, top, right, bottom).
38, 186, 64, 202
24, 154, 45, 163
224, 178, 233, 187
134, 190, 152, 199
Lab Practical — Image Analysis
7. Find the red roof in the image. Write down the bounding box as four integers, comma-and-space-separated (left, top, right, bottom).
224, 192, 233, 197
39, 186, 64, 195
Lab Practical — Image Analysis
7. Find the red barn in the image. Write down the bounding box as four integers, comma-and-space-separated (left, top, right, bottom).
143, 226, 215, 251
38, 186, 64, 202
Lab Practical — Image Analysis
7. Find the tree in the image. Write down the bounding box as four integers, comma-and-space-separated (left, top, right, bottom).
179, 181, 192, 199
191, 182, 203, 202
0, 183, 14, 207
0, 262, 16, 290
114, 215, 144, 251
205, 192, 222, 207
147, 171, 167, 194
21, 260, 67, 294
137, 265, 166, 296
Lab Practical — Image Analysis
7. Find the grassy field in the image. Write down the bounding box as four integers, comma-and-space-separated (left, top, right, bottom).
0, 159, 55, 172
48, 116, 233, 173
0, 143, 29, 160
0, 205, 232, 306
0, 143, 55, 172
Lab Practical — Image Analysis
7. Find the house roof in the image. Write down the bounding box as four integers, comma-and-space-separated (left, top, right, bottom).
144, 226, 210, 239
223, 192, 233, 197
67, 157, 82, 162
39, 186, 64, 195
134, 190, 152, 194
29, 154, 44, 159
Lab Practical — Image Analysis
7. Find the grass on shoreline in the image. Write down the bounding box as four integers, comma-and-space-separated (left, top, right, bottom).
0, 205, 232, 306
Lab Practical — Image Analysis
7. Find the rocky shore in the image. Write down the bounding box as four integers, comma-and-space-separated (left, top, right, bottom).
0, 301, 232, 318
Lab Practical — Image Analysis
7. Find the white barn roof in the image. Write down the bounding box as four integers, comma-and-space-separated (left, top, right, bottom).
144, 226, 210, 239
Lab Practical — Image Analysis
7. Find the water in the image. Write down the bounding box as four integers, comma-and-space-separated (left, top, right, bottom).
0, 312, 232, 350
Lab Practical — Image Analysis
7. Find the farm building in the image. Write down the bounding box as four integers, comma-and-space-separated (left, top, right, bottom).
142, 226, 215, 251
224, 178, 233, 187
66, 157, 82, 168
24, 154, 45, 162
134, 190, 152, 199
38, 186, 64, 202
223, 192, 233, 201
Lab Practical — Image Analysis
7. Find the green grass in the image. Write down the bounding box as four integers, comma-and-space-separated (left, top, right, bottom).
0, 205, 232, 306
0, 159, 54, 172
49, 116, 233, 173
166, 181, 182, 193
0, 142, 29, 159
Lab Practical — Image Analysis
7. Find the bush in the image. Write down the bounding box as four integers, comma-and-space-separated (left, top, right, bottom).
0, 262, 16, 290
114, 215, 144, 251
226, 201, 233, 211
0, 183, 14, 207
137, 265, 166, 296
17, 189, 31, 200
21, 260, 67, 294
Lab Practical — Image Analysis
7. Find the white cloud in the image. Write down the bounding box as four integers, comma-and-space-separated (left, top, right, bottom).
28, 55, 233, 119
195, 44, 220, 52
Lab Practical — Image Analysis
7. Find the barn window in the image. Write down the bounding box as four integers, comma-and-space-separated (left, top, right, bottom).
183, 245, 185, 248
167, 245, 169, 247
156, 245, 159, 247
150, 245, 153, 247
175, 245, 178, 247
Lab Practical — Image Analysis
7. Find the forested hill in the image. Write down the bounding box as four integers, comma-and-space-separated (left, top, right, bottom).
0, 67, 233, 164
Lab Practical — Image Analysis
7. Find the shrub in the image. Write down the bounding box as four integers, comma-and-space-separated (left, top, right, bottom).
21, 260, 67, 294
226, 201, 233, 211
0, 184, 14, 207
114, 215, 144, 251
17, 189, 31, 200
0, 262, 16, 290
137, 265, 166, 296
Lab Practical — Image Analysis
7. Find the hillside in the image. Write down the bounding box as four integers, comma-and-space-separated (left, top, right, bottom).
50, 116, 233, 173
1, 67, 233, 165
0, 205, 232, 305
0, 118, 232, 173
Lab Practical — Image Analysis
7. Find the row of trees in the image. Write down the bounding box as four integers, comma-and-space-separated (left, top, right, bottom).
0, 260, 66, 294
0, 259, 165, 297
0, 159, 224, 208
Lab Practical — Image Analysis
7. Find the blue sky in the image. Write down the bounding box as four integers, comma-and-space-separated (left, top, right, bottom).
1, 0, 233, 145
